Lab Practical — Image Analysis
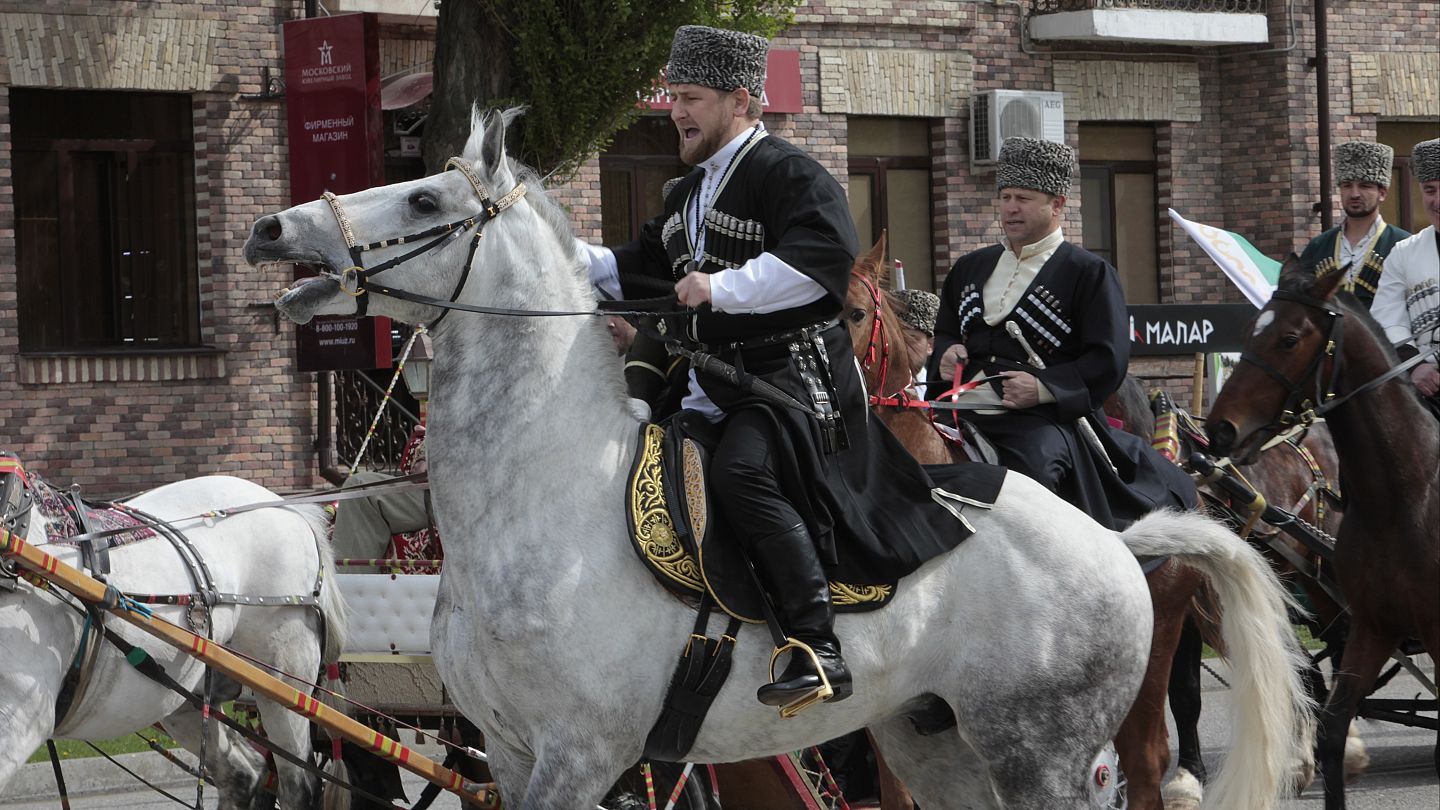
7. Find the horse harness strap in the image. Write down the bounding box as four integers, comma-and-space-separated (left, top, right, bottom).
320, 157, 526, 326
53, 473, 429, 548
1242, 289, 1440, 430
1238, 290, 1345, 430
66, 489, 111, 579
61, 608, 403, 809
644, 592, 743, 762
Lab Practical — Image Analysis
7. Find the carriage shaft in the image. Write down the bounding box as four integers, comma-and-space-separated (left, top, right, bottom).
1, 528, 496, 808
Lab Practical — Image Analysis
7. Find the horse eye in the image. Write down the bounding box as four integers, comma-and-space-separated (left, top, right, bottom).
408, 192, 438, 214
847, 308, 866, 324
1280, 334, 1300, 349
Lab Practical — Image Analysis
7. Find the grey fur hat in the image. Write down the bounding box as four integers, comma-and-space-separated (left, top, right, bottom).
889, 289, 941, 337
996, 137, 1075, 197
666, 25, 768, 98
1333, 141, 1393, 187
1413, 138, 1440, 184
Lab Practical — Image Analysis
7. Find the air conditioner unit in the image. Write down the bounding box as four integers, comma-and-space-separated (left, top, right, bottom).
970, 89, 1066, 166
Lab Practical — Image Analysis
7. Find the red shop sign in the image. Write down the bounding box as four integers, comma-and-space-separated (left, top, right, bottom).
283, 12, 392, 372
640, 50, 803, 114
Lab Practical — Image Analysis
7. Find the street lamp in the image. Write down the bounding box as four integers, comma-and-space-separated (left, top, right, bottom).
400, 330, 435, 419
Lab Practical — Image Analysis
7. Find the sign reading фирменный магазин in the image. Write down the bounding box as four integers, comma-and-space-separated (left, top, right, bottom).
1126, 304, 1257, 356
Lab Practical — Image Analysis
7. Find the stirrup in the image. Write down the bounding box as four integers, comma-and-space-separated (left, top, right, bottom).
767, 637, 834, 718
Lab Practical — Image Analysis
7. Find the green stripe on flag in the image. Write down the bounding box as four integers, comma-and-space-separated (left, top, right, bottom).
1229, 232, 1282, 285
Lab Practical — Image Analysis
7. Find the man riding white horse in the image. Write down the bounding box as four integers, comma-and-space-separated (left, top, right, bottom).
578, 25, 1000, 712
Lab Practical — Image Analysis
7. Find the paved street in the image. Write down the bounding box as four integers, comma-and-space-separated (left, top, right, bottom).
5, 658, 1434, 809
1169, 654, 1438, 809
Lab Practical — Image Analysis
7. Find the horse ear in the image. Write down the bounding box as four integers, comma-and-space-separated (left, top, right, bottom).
461, 104, 488, 164
860, 232, 887, 278
872, 230, 893, 287
480, 110, 508, 172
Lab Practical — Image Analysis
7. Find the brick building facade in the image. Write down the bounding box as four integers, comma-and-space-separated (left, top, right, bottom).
1, 1, 1437, 494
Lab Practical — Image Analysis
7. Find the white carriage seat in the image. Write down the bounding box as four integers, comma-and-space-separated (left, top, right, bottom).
335, 573, 439, 656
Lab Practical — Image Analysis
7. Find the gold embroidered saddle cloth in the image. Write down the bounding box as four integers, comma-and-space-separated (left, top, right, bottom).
626, 413, 896, 623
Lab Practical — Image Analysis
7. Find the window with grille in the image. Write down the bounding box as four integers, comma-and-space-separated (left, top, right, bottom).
13, 89, 201, 352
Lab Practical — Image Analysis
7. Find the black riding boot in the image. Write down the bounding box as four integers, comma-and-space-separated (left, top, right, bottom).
748, 523, 853, 709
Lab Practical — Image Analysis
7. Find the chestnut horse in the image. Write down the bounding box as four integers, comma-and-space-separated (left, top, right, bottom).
1127, 394, 1358, 804
845, 238, 1208, 810
1206, 264, 1439, 810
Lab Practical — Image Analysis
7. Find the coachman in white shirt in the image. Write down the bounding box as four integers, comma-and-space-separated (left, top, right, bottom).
579, 26, 1002, 711
1370, 137, 1440, 417
928, 137, 1195, 531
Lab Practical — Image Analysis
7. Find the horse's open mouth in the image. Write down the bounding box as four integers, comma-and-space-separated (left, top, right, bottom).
274, 271, 343, 323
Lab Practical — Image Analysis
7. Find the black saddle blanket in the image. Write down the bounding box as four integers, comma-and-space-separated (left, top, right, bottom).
625, 412, 1004, 623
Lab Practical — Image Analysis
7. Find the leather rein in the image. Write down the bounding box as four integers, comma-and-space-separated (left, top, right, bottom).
317, 157, 683, 325
1239, 289, 1438, 436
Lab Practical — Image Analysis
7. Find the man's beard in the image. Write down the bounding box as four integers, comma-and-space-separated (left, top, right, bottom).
679, 129, 724, 166
1344, 200, 1378, 219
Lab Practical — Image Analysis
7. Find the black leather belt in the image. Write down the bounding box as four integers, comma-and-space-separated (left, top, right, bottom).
697, 318, 840, 354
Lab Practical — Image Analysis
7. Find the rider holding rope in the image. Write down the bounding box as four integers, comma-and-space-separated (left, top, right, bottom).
577, 25, 999, 711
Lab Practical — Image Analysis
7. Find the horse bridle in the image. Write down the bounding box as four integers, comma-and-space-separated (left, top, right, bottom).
319, 157, 527, 326
1237, 289, 1346, 432
1239, 288, 1439, 438
852, 272, 895, 395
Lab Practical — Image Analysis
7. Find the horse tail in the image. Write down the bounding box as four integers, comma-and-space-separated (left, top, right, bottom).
288, 503, 349, 664
1117, 509, 1316, 810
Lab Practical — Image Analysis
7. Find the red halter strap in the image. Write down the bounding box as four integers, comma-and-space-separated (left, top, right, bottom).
852, 272, 893, 394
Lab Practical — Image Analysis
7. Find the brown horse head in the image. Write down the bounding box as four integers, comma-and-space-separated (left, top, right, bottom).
1206, 256, 1350, 462
845, 232, 911, 397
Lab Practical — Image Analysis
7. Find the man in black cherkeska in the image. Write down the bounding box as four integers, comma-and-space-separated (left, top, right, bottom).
928, 137, 1194, 530
577, 25, 998, 711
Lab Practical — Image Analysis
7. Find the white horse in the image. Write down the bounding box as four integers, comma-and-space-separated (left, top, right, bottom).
0, 473, 347, 810
247, 108, 1313, 809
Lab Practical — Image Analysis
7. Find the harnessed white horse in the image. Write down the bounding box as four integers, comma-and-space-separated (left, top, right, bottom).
0, 473, 346, 810
246, 108, 1313, 809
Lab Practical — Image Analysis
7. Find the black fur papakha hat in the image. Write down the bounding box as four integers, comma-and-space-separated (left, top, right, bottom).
1333, 141, 1393, 187
890, 289, 941, 336
1412, 138, 1440, 184
666, 25, 768, 98
996, 137, 1075, 197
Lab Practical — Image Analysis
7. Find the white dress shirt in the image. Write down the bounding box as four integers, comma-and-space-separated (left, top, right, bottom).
578, 123, 829, 419
1338, 215, 1384, 282
1371, 225, 1439, 364
975, 227, 1067, 406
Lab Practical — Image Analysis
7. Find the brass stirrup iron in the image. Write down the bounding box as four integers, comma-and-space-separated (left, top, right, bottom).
767, 637, 833, 719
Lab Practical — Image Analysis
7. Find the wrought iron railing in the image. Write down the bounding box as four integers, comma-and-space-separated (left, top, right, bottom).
331, 369, 421, 477
1031, 0, 1265, 13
